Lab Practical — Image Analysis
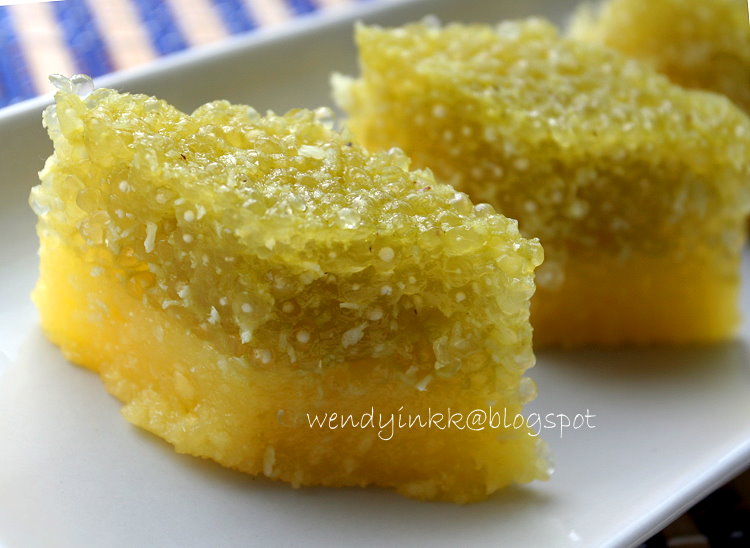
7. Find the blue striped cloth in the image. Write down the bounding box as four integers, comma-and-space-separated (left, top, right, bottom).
51, 0, 113, 76
0, 0, 361, 108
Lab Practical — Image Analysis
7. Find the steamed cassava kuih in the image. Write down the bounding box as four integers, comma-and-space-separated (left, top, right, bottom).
30, 75, 548, 503
333, 18, 750, 346
570, 0, 750, 115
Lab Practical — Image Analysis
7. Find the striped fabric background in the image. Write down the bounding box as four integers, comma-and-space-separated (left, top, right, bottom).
0, 0, 361, 108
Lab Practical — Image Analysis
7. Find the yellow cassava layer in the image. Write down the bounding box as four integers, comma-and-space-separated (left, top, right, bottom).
30, 77, 547, 502
334, 19, 750, 346
570, 0, 750, 114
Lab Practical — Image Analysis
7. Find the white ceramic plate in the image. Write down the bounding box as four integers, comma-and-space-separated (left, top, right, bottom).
2, 0, 750, 546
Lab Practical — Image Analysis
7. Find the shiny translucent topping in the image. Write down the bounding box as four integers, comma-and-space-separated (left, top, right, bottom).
335, 19, 750, 285
32, 80, 542, 380
570, 0, 750, 114
49, 73, 95, 97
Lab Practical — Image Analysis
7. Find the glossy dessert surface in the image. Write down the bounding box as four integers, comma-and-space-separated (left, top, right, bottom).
30, 77, 547, 502
335, 19, 750, 345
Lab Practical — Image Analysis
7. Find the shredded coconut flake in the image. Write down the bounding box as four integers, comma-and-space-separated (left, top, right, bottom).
416, 374, 433, 392
342, 323, 367, 348
263, 447, 276, 477
378, 246, 395, 262
144, 222, 157, 253
299, 144, 327, 160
